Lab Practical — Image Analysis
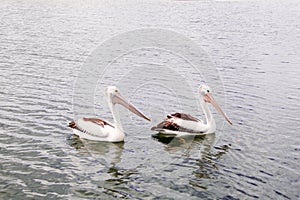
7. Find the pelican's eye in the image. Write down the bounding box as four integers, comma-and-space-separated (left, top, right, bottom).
115, 89, 118, 92
207, 90, 210, 93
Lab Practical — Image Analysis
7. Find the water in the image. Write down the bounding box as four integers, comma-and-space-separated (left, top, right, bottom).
0, 1, 299, 199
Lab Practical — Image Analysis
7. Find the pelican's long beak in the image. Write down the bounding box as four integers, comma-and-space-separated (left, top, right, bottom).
203, 93, 233, 125
112, 93, 151, 121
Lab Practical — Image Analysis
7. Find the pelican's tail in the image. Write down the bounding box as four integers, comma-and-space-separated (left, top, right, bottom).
68, 121, 77, 129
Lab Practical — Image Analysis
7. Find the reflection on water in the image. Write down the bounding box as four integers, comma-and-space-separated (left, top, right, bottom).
67, 132, 232, 199
153, 133, 216, 159
68, 135, 124, 167
153, 133, 231, 188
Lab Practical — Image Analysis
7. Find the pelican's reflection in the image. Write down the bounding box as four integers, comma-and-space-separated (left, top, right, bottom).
152, 132, 231, 191
152, 133, 216, 160
68, 135, 124, 167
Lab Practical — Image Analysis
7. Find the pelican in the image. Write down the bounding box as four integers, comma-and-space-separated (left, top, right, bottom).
151, 85, 232, 135
69, 86, 151, 142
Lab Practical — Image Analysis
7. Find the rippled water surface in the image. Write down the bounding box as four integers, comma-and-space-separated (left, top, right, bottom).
0, 1, 299, 199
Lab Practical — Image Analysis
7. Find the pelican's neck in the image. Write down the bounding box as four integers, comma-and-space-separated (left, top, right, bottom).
108, 99, 123, 132
200, 97, 216, 132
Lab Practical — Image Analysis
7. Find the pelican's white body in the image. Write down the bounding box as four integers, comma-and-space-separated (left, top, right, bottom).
161, 117, 215, 134
73, 119, 125, 142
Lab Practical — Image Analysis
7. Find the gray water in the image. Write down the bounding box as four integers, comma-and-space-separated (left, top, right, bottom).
0, 1, 299, 199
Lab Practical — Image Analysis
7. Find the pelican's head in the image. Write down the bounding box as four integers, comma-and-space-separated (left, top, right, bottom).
105, 86, 151, 122
106, 86, 120, 98
199, 84, 233, 125
199, 85, 211, 97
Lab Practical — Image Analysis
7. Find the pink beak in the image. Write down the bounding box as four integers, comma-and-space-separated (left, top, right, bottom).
203, 93, 233, 125
112, 93, 151, 122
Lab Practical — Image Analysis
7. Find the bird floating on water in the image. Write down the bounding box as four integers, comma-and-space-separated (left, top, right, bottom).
69, 86, 151, 142
151, 85, 232, 136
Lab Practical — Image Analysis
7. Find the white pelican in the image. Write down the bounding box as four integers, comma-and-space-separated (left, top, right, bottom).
69, 86, 151, 142
151, 85, 232, 135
